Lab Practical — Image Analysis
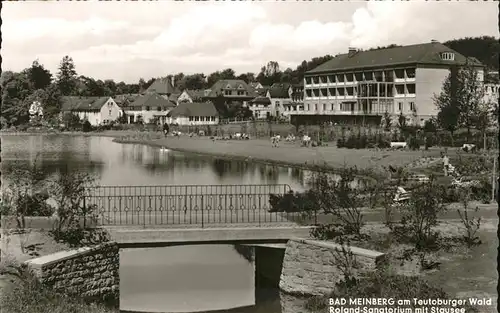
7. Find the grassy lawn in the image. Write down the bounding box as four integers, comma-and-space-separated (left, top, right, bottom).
148, 136, 448, 170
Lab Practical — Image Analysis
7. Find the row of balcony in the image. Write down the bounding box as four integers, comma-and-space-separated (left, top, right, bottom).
305, 68, 417, 86
304, 83, 416, 98
305, 94, 416, 100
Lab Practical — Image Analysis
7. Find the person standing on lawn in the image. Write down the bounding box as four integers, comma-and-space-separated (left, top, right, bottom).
441, 151, 450, 176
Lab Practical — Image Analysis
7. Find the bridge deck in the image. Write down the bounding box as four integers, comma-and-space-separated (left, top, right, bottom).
107, 225, 313, 248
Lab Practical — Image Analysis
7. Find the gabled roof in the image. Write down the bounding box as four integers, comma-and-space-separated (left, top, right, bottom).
185, 89, 206, 100
306, 42, 484, 74
129, 93, 176, 109
250, 82, 263, 89
168, 101, 219, 118
249, 97, 271, 106
206, 79, 257, 98
145, 78, 178, 95
268, 83, 291, 98
61, 96, 111, 112
113, 94, 141, 106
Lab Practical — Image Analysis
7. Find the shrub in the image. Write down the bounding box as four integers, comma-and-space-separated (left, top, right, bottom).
268, 190, 316, 213
15, 193, 54, 217
408, 135, 421, 150
393, 177, 447, 251
82, 120, 92, 132
456, 187, 482, 247
49, 227, 110, 248
309, 168, 369, 236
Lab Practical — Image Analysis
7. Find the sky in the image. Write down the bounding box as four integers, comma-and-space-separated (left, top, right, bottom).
2, 1, 498, 84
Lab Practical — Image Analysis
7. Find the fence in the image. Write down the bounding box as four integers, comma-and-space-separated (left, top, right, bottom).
83, 184, 314, 228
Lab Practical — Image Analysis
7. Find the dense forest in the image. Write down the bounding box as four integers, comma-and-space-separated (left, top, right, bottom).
1, 36, 498, 127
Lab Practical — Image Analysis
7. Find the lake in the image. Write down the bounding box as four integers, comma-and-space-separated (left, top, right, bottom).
1, 135, 497, 313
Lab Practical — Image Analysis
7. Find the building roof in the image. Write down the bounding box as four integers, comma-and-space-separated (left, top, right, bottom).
206, 79, 257, 98
145, 78, 177, 95
185, 89, 206, 100
113, 94, 141, 106
256, 88, 268, 97
61, 96, 110, 112
268, 83, 291, 98
306, 42, 484, 74
129, 93, 176, 109
249, 97, 271, 105
168, 101, 219, 118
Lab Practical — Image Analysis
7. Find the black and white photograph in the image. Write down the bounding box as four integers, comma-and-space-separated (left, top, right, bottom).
0, 1, 498, 313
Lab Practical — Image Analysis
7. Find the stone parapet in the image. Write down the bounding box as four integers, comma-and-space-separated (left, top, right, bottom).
279, 238, 385, 296
24, 242, 119, 306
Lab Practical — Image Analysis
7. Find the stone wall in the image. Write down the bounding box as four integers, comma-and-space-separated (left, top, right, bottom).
279, 238, 386, 296
25, 242, 120, 306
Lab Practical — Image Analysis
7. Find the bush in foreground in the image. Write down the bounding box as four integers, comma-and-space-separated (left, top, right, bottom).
0, 263, 117, 313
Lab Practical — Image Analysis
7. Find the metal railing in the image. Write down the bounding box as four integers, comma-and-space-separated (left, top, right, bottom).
83, 184, 314, 228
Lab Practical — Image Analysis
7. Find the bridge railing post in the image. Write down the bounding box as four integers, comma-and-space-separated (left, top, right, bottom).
201, 195, 204, 229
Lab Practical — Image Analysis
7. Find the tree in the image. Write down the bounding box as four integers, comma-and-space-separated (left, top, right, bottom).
455, 62, 487, 139
56, 56, 78, 96
183, 73, 207, 90
435, 60, 491, 142
236, 72, 255, 84
25, 60, 52, 90
434, 66, 461, 144
1, 71, 33, 126
257, 61, 283, 86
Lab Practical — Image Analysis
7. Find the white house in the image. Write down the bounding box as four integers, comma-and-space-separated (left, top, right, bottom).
61, 96, 122, 126
266, 83, 293, 117
167, 101, 219, 126
123, 92, 176, 124
248, 97, 272, 119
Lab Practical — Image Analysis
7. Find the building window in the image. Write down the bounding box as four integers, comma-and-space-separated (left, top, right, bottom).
145, 106, 150, 111
323, 103, 326, 111
306, 104, 310, 111
405, 68, 416, 79
441, 52, 455, 61
305, 77, 312, 85
409, 102, 416, 112
189, 116, 193, 121
157, 107, 162, 111
398, 102, 403, 111
314, 104, 318, 111
406, 84, 416, 94
320, 76, 328, 84
108, 109, 112, 116
275, 101, 280, 108
340, 102, 353, 111
224, 90, 231, 96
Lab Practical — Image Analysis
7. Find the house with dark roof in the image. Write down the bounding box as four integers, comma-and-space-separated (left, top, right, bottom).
177, 89, 206, 104
205, 79, 257, 106
124, 93, 176, 124
145, 77, 178, 96
298, 40, 484, 125
61, 96, 122, 126
167, 101, 219, 125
